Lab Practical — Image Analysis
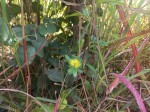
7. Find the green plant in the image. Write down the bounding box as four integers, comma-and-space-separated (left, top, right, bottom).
65, 55, 82, 77
0, 0, 150, 112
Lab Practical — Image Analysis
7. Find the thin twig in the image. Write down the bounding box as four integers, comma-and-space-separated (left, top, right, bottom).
20, 0, 31, 111
80, 74, 91, 112
0, 65, 12, 76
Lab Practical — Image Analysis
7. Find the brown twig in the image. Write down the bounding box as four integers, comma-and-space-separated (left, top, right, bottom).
79, 74, 91, 112
0, 66, 12, 76
76, 101, 87, 112
20, 0, 31, 111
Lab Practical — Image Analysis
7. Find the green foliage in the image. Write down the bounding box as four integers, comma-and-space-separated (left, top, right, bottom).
46, 69, 64, 82
82, 8, 89, 17
32, 1, 43, 13
0, 16, 10, 44
65, 55, 83, 77
17, 45, 36, 65
86, 63, 96, 74
38, 22, 58, 36
0, 0, 150, 111
32, 104, 72, 112
9, 4, 21, 17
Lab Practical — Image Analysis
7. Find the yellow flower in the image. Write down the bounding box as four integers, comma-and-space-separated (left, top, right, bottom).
69, 59, 81, 68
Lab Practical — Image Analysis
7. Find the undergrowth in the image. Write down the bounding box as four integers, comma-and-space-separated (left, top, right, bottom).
0, 0, 150, 112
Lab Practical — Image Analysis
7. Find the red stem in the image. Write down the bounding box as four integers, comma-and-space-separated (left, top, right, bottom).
106, 37, 149, 95
54, 96, 61, 112
117, 5, 141, 73
117, 5, 141, 91
23, 38, 28, 85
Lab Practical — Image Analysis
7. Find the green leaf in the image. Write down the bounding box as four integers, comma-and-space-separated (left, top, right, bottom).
72, 70, 77, 77
59, 99, 67, 110
86, 64, 96, 73
9, 4, 21, 17
31, 40, 44, 57
65, 55, 70, 61
38, 23, 58, 36
59, 107, 72, 112
31, 36, 46, 57
32, 106, 43, 112
32, 1, 43, 13
41, 104, 54, 112
35, 97, 72, 112
99, 40, 108, 47
97, 7, 103, 16
48, 58, 59, 67
32, 104, 54, 112
12, 27, 23, 41
71, 55, 82, 62
16, 45, 36, 65
27, 45, 36, 58
68, 68, 74, 75
87, 70, 94, 77
0, 16, 10, 42
68, 68, 78, 77
97, 86, 104, 94
25, 24, 37, 35
78, 69, 83, 73
82, 8, 89, 16
65, 12, 82, 18
46, 69, 63, 82
85, 80, 91, 91
35, 97, 55, 103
